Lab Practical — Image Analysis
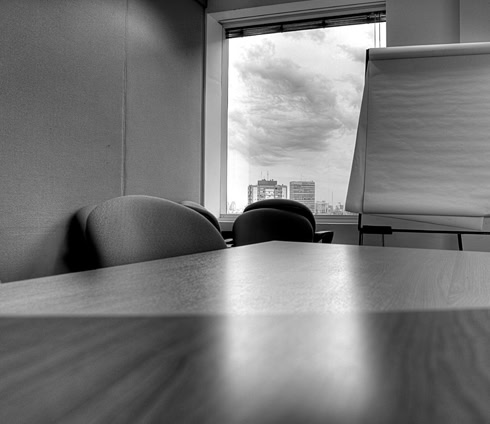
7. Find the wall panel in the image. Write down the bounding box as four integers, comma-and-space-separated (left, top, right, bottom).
460, 0, 490, 42
0, 0, 205, 282
124, 1, 204, 202
386, 0, 460, 46
0, 0, 125, 282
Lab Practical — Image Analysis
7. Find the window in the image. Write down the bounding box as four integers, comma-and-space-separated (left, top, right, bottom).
225, 13, 385, 215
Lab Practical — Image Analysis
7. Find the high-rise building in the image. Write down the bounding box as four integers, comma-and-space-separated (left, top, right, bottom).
290, 181, 315, 212
248, 179, 287, 204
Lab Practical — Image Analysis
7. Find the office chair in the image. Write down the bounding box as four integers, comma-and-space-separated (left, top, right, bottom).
243, 199, 334, 243
85, 195, 227, 268
67, 204, 99, 271
233, 208, 314, 246
75, 204, 97, 235
180, 200, 221, 232
180, 200, 237, 246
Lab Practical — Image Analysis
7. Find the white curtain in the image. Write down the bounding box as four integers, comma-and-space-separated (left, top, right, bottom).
346, 42, 490, 230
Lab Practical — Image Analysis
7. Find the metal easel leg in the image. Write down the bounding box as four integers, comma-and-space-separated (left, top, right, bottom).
457, 234, 463, 251
358, 214, 363, 245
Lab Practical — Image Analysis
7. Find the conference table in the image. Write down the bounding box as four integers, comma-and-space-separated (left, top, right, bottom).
0, 241, 489, 423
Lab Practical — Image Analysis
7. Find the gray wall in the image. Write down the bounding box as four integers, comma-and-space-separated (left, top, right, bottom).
387, 0, 460, 46
0, 0, 204, 282
208, 0, 311, 11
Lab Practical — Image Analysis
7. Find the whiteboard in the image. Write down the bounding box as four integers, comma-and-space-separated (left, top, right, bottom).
346, 42, 490, 231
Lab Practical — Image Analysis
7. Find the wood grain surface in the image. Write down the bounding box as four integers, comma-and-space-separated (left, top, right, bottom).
1, 242, 489, 423
0, 311, 489, 424
2, 242, 490, 315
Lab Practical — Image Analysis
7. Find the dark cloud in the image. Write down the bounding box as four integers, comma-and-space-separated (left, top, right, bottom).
229, 40, 361, 166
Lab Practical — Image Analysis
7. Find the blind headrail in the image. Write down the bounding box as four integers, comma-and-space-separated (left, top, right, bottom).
225, 11, 386, 39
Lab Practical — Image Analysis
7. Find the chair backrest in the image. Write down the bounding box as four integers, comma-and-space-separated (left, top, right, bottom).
244, 199, 316, 230
85, 195, 227, 268
67, 204, 99, 272
233, 208, 314, 246
74, 204, 97, 235
180, 200, 221, 232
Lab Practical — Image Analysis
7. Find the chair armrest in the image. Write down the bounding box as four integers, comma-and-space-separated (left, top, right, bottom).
221, 230, 234, 247
314, 231, 334, 244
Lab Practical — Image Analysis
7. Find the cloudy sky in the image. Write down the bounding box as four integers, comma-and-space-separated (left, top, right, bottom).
227, 22, 385, 212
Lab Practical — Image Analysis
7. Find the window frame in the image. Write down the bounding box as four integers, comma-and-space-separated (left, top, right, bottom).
204, 0, 386, 225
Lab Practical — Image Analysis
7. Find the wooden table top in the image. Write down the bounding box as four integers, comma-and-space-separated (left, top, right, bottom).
1, 242, 489, 423
2, 241, 490, 314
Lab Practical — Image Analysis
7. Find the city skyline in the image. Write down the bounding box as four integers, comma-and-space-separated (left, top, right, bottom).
227, 177, 346, 215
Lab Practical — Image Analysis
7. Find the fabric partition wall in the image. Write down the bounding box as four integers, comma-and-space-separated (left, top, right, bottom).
346, 42, 490, 231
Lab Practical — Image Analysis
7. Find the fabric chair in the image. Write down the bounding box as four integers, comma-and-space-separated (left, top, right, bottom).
243, 199, 334, 243
67, 204, 99, 271
85, 195, 227, 268
232, 208, 314, 246
180, 200, 221, 232
75, 204, 97, 235
180, 200, 234, 246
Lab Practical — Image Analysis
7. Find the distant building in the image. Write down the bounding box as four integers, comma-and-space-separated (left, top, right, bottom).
314, 200, 346, 215
334, 202, 345, 215
248, 179, 287, 204
228, 201, 240, 214
290, 181, 315, 213
315, 200, 331, 215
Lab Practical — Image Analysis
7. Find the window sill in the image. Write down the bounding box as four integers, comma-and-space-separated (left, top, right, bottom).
219, 213, 359, 231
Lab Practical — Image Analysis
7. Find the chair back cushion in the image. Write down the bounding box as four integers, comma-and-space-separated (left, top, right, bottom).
85, 196, 226, 268
244, 199, 316, 230
233, 208, 314, 246
74, 204, 97, 235
180, 200, 221, 232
